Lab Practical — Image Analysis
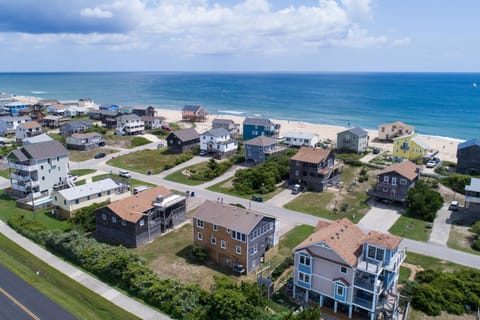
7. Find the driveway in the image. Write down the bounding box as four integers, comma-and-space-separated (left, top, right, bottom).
428, 204, 451, 246
266, 188, 301, 208
357, 200, 403, 233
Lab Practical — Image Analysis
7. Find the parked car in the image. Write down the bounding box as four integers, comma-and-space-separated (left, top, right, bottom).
449, 201, 459, 211
199, 150, 207, 156
94, 152, 106, 159
251, 195, 263, 202
161, 125, 171, 131
157, 143, 164, 149
119, 170, 131, 178
292, 184, 301, 194
426, 160, 437, 168
372, 148, 380, 154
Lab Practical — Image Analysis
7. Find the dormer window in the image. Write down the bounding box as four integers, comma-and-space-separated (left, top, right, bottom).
299, 254, 311, 266
367, 246, 385, 261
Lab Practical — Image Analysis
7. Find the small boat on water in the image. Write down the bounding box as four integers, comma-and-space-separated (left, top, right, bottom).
473, 82, 477, 88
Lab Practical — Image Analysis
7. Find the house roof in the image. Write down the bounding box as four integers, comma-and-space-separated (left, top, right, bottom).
171, 128, 199, 142
202, 127, 230, 137
290, 147, 331, 164
363, 231, 402, 250
378, 161, 419, 181
133, 105, 154, 110
0, 116, 30, 122
43, 115, 62, 120
107, 185, 174, 223
119, 114, 141, 121
140, 116, 165, 122
182, 105, 203, 112
466, 177, 480, 192
23, 133, 54, 145
340, 127, 368, 137
57, 178, 119, 201
20, 121, 41, 129
379, 121, 413, 129
412, 136, 429, 149
244, 135, 277, 147
284, 131, 318, 140
62, 120, 92, 129
70, 132, 103, 139
458, 139, 480, 150
295, 219, 365, 267
212, 118, 235, 125
192, 200, 270, 234
243, 117, 273, 126
9, 140, 68, 161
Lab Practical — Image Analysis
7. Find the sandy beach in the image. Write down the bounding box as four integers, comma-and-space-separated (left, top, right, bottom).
155, 108, 463, 163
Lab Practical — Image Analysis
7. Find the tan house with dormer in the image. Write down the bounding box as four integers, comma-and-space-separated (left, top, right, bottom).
377, 121, 414, 141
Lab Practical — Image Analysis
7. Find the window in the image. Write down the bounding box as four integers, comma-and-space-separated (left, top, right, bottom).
121, 220, 126, 226
40, 165, 44, 170
42, 176, 45, 181
336, 285, 344, 296
112, 216, 117, 224
213, 224, 218, 231
299, 255, 311, 266
249, 244, 258, 256
101, 214, 107, 221
197, 232, 203, 240
226, 228, 230, 233
196, 219, 204, 229
298, 272, 310, 283
221, 240, 226, 249
383, 176, 389, 183
236, 245, 241, 255
400, 179, 407, 185
54, 196, 57, 201
211, 236, 217, 245
98, 193, 102, 197
231, 230, 246, 242
139, 219, 145, 227
75, 199, 79, 204
392, 177, 397, 185
367, 246, 385, 261
340, 266, 347, 274
87, 196, 90, 200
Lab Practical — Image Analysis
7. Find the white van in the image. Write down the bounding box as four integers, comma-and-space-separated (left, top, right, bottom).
119, 170, 131, 178
292, 184, 301, 194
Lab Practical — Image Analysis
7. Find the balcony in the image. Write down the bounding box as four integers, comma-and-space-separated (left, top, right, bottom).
384, 250, 406, 272
356, 255, 383, 274
9, 162, 38, 172
352, 296, 373, 311
10, 173, 31, 182
354, 277, 382, 293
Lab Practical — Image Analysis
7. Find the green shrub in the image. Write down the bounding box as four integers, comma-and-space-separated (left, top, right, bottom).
441, 175, 471, 195
406, 180, 443, 222
192, 245, 208, 263
271, 256, 294, 281
69, 202, 107, 233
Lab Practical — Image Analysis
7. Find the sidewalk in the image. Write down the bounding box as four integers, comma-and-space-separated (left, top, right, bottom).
0, 220, 170, 320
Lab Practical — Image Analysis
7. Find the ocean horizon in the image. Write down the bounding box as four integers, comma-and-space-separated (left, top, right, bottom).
1, 72, 479, 140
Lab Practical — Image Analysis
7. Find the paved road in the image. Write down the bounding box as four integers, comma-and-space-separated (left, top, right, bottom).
0, 263, 76, 320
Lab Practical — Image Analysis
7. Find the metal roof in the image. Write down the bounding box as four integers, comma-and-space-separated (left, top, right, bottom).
57, 179, 120, 201
458, 139, 480, 150
182, 105, 203, 112
201, 127, 230, 137
243, 117, 273, 126
340, 127, 368, 137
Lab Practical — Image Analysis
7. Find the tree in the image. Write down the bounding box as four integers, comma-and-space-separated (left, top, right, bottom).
406, 180, 443, 222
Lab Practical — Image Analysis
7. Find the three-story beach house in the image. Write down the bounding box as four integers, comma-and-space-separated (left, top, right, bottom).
293, 219, 405, 320
392, 134, 437, 163
336, 127, 369, 154
242, 117, 280, 140
244, 136, 286, 165
116, 114, 145, 136
200, 128, 238, 159
212, 118, 240, 138
456, 139, 480, 175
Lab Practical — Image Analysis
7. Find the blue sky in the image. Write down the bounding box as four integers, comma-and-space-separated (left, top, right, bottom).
0, 0, 478, 72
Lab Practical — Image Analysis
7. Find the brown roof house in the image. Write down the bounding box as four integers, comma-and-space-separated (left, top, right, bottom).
182, 105, 207, 122
377, 121, 414, 142
15, 121, 43, 142
292, 219, 405, 320
192, 200, 278, 274
290, 147, 342, 191
367, 160, 419, 204
167, 128, 200, 154
95, 186, 187, 248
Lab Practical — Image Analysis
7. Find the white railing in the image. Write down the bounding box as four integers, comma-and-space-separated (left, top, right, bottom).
384, 250, 406, 272
9, 163, 38, 171
10, 173, 30, 181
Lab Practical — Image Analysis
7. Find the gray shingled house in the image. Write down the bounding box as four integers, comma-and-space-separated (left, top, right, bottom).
167, 128, 200, 154
336, 127, 369, 153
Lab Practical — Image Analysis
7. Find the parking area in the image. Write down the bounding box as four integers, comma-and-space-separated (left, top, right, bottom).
357, 200, 403, 232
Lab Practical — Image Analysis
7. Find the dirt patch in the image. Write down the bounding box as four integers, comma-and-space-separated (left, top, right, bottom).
402, 263, 424, 281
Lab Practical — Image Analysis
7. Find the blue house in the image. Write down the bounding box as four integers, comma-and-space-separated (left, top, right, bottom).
244, 136, 286, 165
4, 102, 31, 116
242, 117, 280, 140
99, 104, 119, 112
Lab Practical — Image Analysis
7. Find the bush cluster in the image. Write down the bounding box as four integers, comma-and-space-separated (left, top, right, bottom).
190, 159, 233, 181
271, 256, 294, 281
471, 221, 480, 251
164, 152, 194, 170
441, 174, 471, 194
406, 180, 443, 222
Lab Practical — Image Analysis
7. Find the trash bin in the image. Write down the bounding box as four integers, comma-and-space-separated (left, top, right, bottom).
191, 191, 195, 197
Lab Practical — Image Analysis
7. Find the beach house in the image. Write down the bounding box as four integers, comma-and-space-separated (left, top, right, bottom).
377, 121, 414, 141
392, 134, 437, 163
95, 186, 187, 248
7, 140, 69, 200
292, 219, 405, 320
465, 178, 480, 208
18, 104, 46, 122
200, 128, 238, 159
456, 139, 480, 175
283, 131, 320, 148
244, 136, 286, 165
0, 116, 30, 136
192, 200, 278, 274
182, 105, 207, 122
289, 147, 342, 191
131, 105, 156, 117
66, 132, 105, 151
15, 121, 43, 142
242, 117, 280, 140
3, 101, 31, 116
42, 115, 63, 129
51, 178, 130, 219
60, 120, 93, 136
116, 114, 145, 136
23, 133, 54, 145
212, 118, 240, 138
141, 116, 165, 129
336, 127, 369, 154
167, 128, 200, 154
367, 161, 419, 204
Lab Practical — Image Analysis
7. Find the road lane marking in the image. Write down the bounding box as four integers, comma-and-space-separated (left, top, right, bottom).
0, 287, 41, 320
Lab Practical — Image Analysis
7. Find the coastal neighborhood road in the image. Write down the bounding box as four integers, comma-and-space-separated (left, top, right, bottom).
0, 263, 76, 320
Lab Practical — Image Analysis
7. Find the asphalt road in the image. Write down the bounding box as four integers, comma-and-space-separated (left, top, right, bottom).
0, 263, 76, 320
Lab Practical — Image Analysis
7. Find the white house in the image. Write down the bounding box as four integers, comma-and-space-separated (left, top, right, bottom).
15, 121, 43, 142
116, 114, 145, 136
0, 116, 30, 136
283, 131, 320, 147
200, 127, 238, 159
52, 178, 131, 218
23, 133, 54, 145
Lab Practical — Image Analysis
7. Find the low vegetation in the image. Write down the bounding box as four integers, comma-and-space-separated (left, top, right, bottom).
70, 202, 108, 233
68, 147, 118, 162
389, 216, 432, 242
441, 174, 471, 195
69, 169, 96, 176
130, 136, 151, 147
406, 180, 443, 222
165, 159, 234, 186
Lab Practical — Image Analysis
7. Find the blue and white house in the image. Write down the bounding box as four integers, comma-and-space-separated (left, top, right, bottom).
293, 219, 405, 320
242, 117, 280, 140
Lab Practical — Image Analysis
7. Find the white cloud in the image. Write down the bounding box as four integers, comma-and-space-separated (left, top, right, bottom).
80, 7, 113, 19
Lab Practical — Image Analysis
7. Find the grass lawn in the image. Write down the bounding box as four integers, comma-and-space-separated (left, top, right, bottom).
207, 177, 285, 201
130, 136, 152, 147
388, 216, 432, 242
0, 168, 9, 179
92, 174, 156, 188
107, 148, 193, 175
404, 251, 472, 272
74, 179, 86, 186
69, 148, 118, 162
0, 192, 70, 231
447, 225, 480, 256
164, 161, 210, 186
399, 266, 412, 283
0, 234, 139, 320
69, 169, 96, 176
104, 134, 151, 149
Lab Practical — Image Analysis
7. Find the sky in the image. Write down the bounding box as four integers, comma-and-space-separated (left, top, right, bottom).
0, 0, 479, 72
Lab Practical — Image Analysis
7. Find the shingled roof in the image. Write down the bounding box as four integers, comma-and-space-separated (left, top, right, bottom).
458, 138, 480, 150
290, 147, 331, 164
171, 128, 199, 142
9, 140, 68, 161
244, 136, 277, 147
243, 117, 274, 126
378, 161, 419, 181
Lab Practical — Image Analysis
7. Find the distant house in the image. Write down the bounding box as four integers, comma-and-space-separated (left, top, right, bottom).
167, 128, 200, 154
99, 110, 121, 129
182, 105, 207, 122
283, 131, 320, 148
192, 200, 278, 274
60, 120, 93, 136
289, 147, 342, 191
99, 104, 119, 112
141, 116, 166, 130
131, 105, 156, 117
19, 104, 46, 122
0, 116, 30, 136
336, 127, 369, 153
378, 121, 414, 141
15, 121, 43, 142
465, 177, 480, 208
23, 133, 54, 145
392, 134, 437, 163
244, 136, 286, 165
64, 105, 88, 118
212, 118, 239, 138
292, 219, 405, 320
7, 140, 69, 200
367, 161, 419, 204
66, 132, 105, 151
42, 115, 63, 129
47, 104, 66, 116
95, 186, 187, 248
116, 114, 145, 136
456, 139, 480, 175
52, 178, 130, 219
242, 117, 280, 140
3, 101, 31, 116
200, 128, 238, 159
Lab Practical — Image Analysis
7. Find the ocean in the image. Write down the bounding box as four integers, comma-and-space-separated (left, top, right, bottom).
1, 72, 479, 140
